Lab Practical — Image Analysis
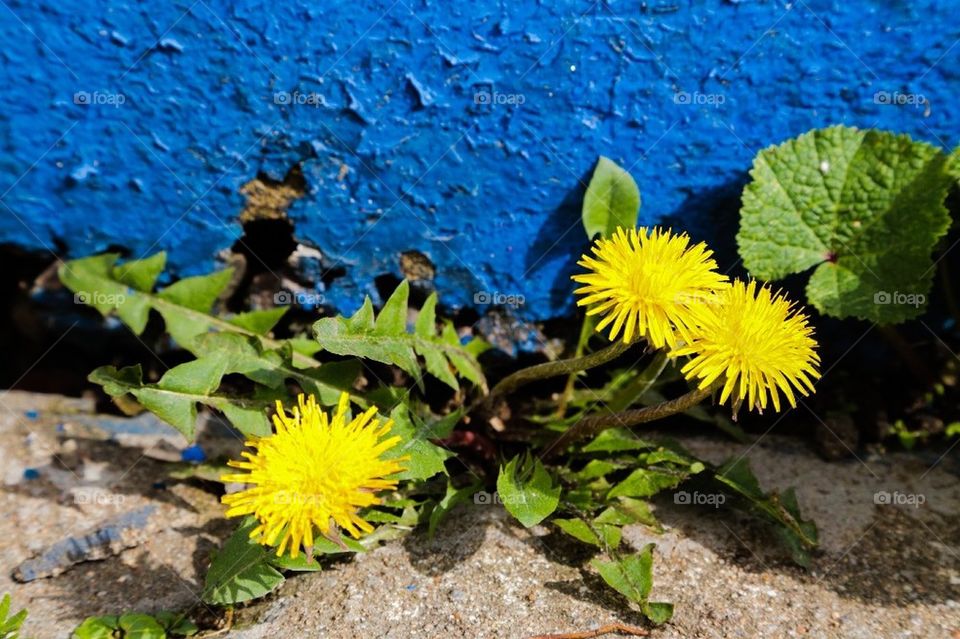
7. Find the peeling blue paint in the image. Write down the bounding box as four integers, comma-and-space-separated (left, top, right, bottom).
1, 1, 958, 319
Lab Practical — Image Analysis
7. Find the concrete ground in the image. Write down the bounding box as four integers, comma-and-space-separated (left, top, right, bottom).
1, 391, 958, 639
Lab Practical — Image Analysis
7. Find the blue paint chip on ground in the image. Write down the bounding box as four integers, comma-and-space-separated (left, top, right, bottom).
181, 444, 206, 463
23, 468, 40, 480
24, 410, 38, 420
13, 505, 157, 582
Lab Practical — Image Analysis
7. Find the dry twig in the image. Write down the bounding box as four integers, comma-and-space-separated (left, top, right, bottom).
527, 621, 650, 639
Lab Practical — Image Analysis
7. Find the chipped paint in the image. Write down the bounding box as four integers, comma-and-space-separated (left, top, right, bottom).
239, 166, 306, 222
1, 1, 958, 319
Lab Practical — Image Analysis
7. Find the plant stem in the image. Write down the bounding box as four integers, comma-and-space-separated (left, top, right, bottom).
554, 315, 598, 417
604, 350, 669, 413
527, 623, 649, 639
542, 386, 713, 459
485, 340, 633, 405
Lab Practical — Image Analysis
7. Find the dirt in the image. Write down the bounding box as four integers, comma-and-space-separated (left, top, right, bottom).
1, 391, 958, 638
238, 166, 306, 222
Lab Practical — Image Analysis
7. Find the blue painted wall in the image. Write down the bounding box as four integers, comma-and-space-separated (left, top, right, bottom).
1, 0, 958, 319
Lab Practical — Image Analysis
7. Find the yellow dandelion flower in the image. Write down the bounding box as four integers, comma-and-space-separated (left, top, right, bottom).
572, 226, 729, 348
221, 392, 405, 558
672, 280, 820, 413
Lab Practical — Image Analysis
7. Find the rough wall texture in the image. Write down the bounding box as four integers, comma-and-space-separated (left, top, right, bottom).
1, 0, 957, 319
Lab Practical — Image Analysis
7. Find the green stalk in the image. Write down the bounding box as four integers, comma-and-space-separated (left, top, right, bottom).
541, 386, 713, 459
554, 315, 599, 417
484, 340, 632, 406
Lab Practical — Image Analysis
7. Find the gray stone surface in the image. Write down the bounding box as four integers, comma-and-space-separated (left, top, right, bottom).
1, 391, 958, 638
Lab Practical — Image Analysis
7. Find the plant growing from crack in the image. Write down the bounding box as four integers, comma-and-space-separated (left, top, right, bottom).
74, 134, 960, 633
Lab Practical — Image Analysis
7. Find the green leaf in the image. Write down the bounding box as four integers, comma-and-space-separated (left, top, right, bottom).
157, 269, 233, 313
288, 337, 323, 361
118, 614, 165, 639
553, 518, 621, 549
441, 322, 486, 388
268, 535, 364, 572
0, 594, 27, 638
314, 281, 485, 391
228, 307, 288, 335
299, 360, 365, 406
219, 401, 273, 438
158, 354, 228, 395
154, 612, 198, 636
611, 497, 660, 528
414, 295, 458, 389
497, 454, 561, 527
133, 355, 228, 439
573, 459, 622, 481
89, 364, 273, 440
590, 544, 672, 623
191, 333, 362, 407
73, 616, 118, 639
385, 405, 454, 481
74, 611, 196, 638
203, 519, 285, 605
775, 487, 820, 568
581, 429, 657, 453
114, 252, 167, 292
582, 156, 641, 239
59, 253, 153, 334
591, 544, 654, 603
428, 480, 480, 537
192, 333, 285, 388
714, 459, 818, 566
268, 553, 323, 572
59, 253, 320, 369
642, 601, 675, 624
607, 467, 685, 499
738, 125, 953, 323
715, 458, 763, 499
949, 146, 960, 183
